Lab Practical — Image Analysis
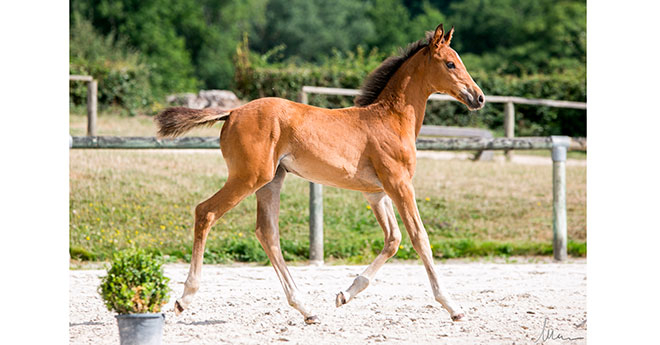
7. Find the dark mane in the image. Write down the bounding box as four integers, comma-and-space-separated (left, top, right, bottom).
355, 31, 434, 107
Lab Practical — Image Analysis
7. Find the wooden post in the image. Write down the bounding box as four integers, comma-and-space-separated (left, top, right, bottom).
87, 80, 98, 136
309, 182, 324, 265
300, 91, 324, 265
551, 136, 570, 261
504, 102, 515, 161
299, 90, 308, 105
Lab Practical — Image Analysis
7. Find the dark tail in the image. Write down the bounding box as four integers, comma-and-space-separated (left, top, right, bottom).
154, 107, 231, 138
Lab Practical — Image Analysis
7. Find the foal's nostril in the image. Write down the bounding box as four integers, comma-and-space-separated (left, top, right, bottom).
478, 94, 484, 104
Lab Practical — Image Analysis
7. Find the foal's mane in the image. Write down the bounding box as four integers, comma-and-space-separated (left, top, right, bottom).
354, 31, 434, 107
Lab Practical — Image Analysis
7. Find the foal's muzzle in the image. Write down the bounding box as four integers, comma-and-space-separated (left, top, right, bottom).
461, 89, 485, 110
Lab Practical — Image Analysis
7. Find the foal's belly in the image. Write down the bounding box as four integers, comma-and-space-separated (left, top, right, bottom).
279, 153, 383, 193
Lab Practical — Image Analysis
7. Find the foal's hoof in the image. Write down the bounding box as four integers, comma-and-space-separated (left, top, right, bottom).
335, 292, 347, 307
304, 315, 321, 324
174, 300, 185, 315
451, 313, 465, 322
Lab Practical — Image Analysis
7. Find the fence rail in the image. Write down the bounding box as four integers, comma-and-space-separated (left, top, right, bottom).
71, 136, 219, 149
419, 125, 494, 161
71, 135, 558, 151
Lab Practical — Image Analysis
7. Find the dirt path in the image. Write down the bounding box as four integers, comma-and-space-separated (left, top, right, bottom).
70, 259, 586, 344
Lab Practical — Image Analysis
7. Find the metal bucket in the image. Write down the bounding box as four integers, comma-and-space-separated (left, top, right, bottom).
115, 313, 165, 345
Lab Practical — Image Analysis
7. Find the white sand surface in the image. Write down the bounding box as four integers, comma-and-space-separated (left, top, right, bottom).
70, 260, 586, 344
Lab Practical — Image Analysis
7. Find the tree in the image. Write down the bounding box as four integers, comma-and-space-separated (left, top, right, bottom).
71, 0, 201, 93
447, 0, 586, 74
365, 0, 412, 53
70, 0, 268, 92
250, 0, 374, 62
407, 1, 447, 43
69, 14, 152, 112
70, 0, 586, 98
194, 0, 267, 88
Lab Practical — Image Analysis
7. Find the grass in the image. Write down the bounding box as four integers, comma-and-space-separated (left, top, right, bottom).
69, 111, 586, 263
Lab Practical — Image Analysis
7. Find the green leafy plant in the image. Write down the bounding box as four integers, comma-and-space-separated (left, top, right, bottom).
98, 249, 171, 314
69, 15, 153, 114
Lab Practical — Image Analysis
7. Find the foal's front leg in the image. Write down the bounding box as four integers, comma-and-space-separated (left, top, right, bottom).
386, 179, 465, 321
255, 167, 320, 324
336, 192, 402, 306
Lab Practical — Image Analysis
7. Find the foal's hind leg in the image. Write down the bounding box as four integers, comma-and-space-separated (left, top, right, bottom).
255, 166, 320, 324
336, 192, 402, 307
175, 175, 266, 314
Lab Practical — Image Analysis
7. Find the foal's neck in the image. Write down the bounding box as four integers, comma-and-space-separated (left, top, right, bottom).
376, 49, 433, 137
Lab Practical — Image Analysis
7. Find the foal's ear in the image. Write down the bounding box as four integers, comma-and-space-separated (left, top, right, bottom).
443, 26, 455, 46
431, 24, 445, 49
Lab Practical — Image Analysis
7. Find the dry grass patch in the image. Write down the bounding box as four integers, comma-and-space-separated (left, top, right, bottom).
70, 148, 585, 262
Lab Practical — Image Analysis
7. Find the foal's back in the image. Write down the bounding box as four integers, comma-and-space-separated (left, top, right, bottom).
220, 97, 388, 192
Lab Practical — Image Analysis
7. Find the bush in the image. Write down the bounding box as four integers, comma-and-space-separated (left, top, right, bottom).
98, 249, 171, 314
69, 16, 153, 114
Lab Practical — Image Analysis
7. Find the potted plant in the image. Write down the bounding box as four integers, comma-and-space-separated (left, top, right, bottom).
99, 249, 171, 345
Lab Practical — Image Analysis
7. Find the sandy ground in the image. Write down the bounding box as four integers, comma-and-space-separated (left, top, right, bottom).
70, 259, 586, 345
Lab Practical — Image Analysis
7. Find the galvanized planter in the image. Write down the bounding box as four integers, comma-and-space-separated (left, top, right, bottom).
115, 313, 165, 345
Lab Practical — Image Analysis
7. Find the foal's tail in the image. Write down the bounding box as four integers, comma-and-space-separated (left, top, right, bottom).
154, 107, 232, 138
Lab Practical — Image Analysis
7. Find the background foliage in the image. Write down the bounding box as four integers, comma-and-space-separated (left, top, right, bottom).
69, 0, 586, 136
69, 15, 153, 115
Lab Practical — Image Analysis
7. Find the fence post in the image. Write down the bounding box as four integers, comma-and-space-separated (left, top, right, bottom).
300, 90, 324, 265
504, 101, 515, 161
309, 182, 324, 265
551, 136, 570, 261
87, 79, 98, 136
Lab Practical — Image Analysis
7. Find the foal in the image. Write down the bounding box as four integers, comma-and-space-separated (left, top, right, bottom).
156, 24, 484, 324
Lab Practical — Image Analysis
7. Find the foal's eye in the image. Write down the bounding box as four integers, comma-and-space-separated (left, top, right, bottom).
446, 62, 456, 69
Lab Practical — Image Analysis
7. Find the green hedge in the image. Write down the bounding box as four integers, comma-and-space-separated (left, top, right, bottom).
235, 63, 586, 137
69, 16, 153, 115
69, 64, 153, 114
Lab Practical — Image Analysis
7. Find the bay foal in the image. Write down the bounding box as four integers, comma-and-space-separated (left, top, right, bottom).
156, 24, 484, 324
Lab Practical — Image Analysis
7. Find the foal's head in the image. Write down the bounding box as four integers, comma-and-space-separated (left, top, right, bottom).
426, 24, 485, 110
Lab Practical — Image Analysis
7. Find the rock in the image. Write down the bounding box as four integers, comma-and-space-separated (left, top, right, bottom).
166, 90, 242, 109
